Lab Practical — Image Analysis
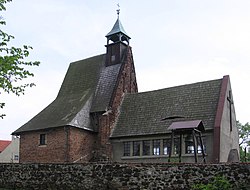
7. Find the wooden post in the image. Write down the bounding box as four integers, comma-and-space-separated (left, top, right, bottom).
179, 134, 182, 163
198, 132, 206, 163
168, 130, 174, 162
192, 130, 198, 163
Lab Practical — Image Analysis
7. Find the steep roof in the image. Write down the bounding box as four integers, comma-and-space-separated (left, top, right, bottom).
13, 54, 122, 135
111, 78, 222, 138
0, 140, 11, 152
91, 63, 121, 112
106, 18, 130, 39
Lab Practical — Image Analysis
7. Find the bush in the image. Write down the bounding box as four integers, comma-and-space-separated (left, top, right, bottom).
192, 176, 232, 190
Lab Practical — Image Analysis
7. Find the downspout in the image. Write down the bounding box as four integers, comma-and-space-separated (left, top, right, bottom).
64, 126, 70, 162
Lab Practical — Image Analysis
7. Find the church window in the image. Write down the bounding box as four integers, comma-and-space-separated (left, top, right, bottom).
185, 138, 206, 154
39, 134, 46, 145
133, 141, 140, 156
186, 141, 194, 154
111, 55, 116, 62
163, 139, 171, 155
153, 140, 161, 155
123, 142, 130, 156
174, 138, 180, 155
142, 140, 150, 156
14, 154, 19, 161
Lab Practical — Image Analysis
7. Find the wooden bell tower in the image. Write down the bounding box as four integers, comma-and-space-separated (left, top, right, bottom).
105, 9, 131, 66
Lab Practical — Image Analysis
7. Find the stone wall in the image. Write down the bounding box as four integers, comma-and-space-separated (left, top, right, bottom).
0, 163, 249, 189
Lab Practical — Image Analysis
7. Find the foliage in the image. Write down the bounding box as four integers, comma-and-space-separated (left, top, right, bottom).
237, 121, 250, 162
239, 146, 250, 162
237, 121, 250, 146
192, 176, 232, 190
0, 0, 40, 118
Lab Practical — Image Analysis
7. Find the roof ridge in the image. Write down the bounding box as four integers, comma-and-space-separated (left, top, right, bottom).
70, 53, 106, 65
136, 78, 223, 96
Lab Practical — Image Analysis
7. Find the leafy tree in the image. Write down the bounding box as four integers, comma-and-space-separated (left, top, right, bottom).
0, 0, 40, 118
237, 121, 250, 162
237, 121, 250, 146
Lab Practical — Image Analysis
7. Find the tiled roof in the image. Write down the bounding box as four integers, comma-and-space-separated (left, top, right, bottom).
13, 54, 123, 135
0, 140, 11, 152
13, 54, 120, 134
91, 63, 122, 112
111, 78, 222, 138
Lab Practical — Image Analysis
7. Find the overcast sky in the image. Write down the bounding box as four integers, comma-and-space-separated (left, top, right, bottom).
1, 0, 250, 140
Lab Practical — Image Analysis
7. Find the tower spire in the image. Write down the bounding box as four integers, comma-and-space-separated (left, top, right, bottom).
105, 6, 131, 66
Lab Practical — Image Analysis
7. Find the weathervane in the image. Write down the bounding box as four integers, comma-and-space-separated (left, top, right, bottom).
116, 3, 120, 18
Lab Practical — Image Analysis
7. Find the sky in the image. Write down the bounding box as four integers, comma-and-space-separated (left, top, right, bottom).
1, 0, 250, 140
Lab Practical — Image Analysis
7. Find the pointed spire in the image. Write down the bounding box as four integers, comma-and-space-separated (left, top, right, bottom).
105, 18, 130, 38
105, 6, 131, 66
105, 6, 130, 45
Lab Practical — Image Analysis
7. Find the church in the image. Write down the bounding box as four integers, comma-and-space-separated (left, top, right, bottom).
12, 13, 239, 164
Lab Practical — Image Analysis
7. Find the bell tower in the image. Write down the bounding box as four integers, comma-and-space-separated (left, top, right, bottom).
105, 8, 130, 66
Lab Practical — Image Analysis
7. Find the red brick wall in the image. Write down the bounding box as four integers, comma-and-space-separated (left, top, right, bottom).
20, 127, 97, 163
20, 128, 67, 163
68, 127, 97, 163
97, 47, 138, 160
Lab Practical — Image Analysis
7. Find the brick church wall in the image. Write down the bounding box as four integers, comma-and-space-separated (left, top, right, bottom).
19, 47, 137, 163
20, 128, 67, 163
19, 127, 97, 163
97, 47, 138, 160
68, 127, 97, 163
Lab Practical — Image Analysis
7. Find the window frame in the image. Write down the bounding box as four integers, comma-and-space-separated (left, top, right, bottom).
123, 141, 131, 156
152, 139, 161, 155
163, 139, 171, 155
142, 140, 150, 156
133, 141, 141, 156
39, 134, 47, 146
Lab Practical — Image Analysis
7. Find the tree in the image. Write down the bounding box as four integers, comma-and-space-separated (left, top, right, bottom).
0, 0, 40, 118
237, 121, 250, 147
237, 120, 250, 162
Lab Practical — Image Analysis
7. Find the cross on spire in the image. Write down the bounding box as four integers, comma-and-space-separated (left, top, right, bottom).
116, 3, 120, 18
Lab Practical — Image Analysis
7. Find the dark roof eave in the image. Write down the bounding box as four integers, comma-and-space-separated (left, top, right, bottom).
12, 124, 96, 135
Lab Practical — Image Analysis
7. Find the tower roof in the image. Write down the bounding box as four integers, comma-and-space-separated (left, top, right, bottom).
106, 18, 130, 39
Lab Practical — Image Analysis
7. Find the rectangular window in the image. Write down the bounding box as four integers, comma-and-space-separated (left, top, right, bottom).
163, 139, 171, 155
111, 55, 116, 62
39, 134, 46, 145
14, 154, 19, 161
142, 140, 150, 156
185, 138, 206, 154
174, 138, 180, 155
133, 141, 140, 156
185, 141, 194, 154
153, 140, 161, 155
123, 142, 130, 156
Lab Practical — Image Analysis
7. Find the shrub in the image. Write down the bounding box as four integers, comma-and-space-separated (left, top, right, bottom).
192, 176, 232, 190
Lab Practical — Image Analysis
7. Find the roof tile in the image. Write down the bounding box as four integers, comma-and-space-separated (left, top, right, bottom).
111, 78, 222, 138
